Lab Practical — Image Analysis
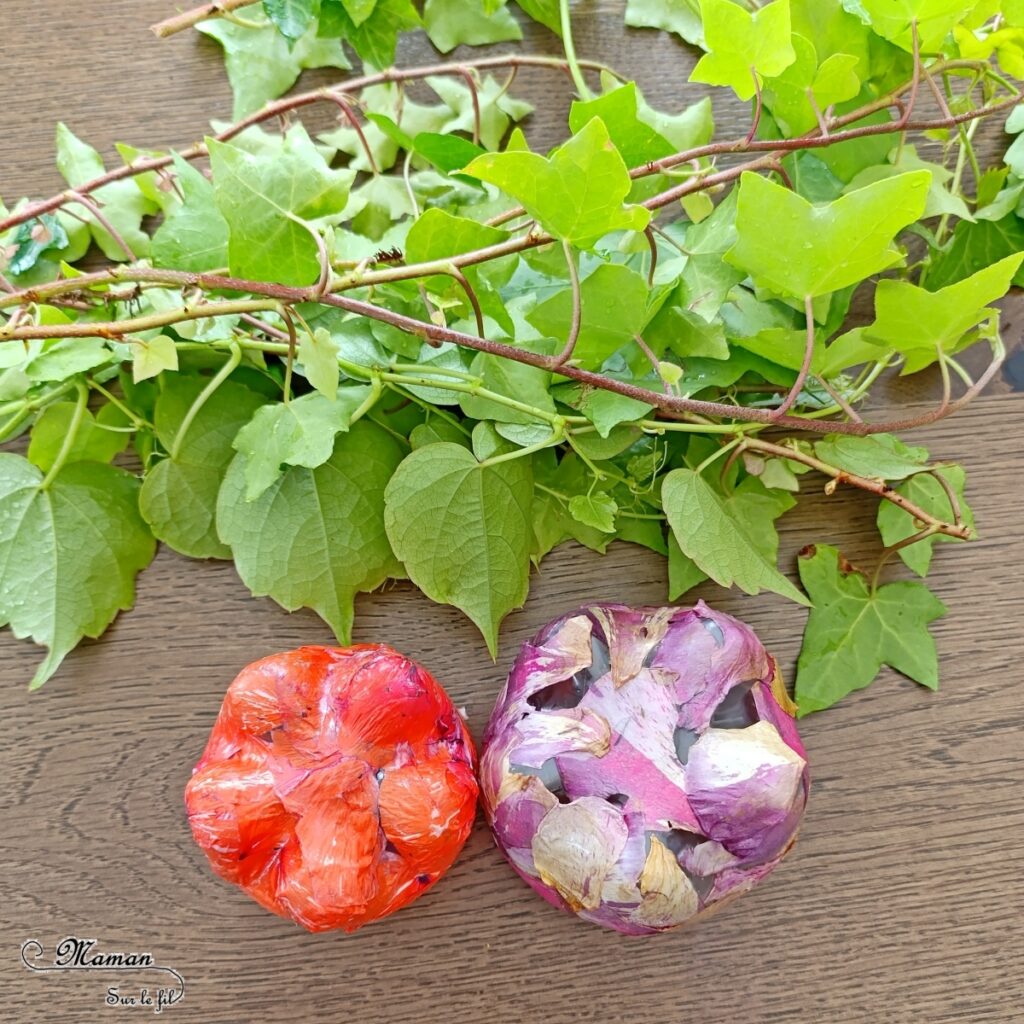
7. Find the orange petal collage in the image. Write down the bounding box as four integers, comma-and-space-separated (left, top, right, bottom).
185, 645, 478, 933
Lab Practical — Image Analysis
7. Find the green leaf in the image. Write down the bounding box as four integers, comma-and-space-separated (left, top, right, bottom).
424, 0, 521, 51
0, 455, 155, 689
568, 84, 676, 167
217, 421, 403, 643
198, 9, 350, 117
140, 376, 268, 559
877, 465, 973, 576
55, 123, 157, 261
662, 468, 808, 604
264, 0, 319, 39
152, 155, 230, 272
232, 389, 372, 500
926, 214, 1024, 289
209, 125, 352, 286
813, 433, 929, 479
341, 0, 378, 25
459, 351, 556, 425
561, 386, 654, 437
299, 327, 340, 399
322, 0, 420, 68
426, 74, 534, 152
844, 146, 972, 222
625, 0, 704, 46
691, 0, 797, 101
568, 492, 618, 533
384, 442, 533, 656
513, 0, 561, 32
5, 215, 69, 275
725, 170, 930, 298
27, 402, 129, 472
863, 253, 1023, 369
463, 119, 650, 247
855, 0, 975, 52
645, 301, 731, 360
763, 34, 861, 136
24, 338, 114, 383
526, 263, 651, 369
666, 475, 797, 598
795, 543, 947, 715
132, 335, 179, 383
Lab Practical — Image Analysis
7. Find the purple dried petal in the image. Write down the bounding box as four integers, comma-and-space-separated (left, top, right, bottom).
685, 721, 806, 859
531, 797, 629, 911
481, 603, 809, 935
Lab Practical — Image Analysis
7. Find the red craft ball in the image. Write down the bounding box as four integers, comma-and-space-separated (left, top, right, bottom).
185, 645, 478, 932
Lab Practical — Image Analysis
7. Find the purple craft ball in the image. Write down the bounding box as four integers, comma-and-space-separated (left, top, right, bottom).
479, 602, 810, 935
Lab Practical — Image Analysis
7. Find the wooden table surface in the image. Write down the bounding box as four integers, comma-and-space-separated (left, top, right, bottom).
2, 3, 1023, 1022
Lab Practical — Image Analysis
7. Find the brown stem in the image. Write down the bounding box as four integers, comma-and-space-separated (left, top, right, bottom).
279, 306, 297, 403
633, 333, 673, 395
150, 0, 253, 37
327, 95, 380, 175
929, 468, 963, 527
456, 67, 482, 147
742, 438, 969, 540
0, 265, 1001, 439
67, 192, 138, 262
643, 226, 658, 286
446, 266, 485, 338
816, 375, 864, 423
0, 55, 619, 238
771, 296, 815, 419
745, 68, 763, 145
550, 240, 582, 367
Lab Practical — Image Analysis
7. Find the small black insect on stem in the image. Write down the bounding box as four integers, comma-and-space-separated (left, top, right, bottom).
372, 246, 404, 264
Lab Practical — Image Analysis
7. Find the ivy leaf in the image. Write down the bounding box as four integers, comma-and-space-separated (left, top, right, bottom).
384, 442, 533, 656
232, 389, 372, 500
209, 125, 353, 286
813, 433, 929, 479
140, 376, 268, 559
26, 402, 129, 472
625, 0, 704, 46
404, 208, 512, 331
690, 0, 797, 101
725, 170, 930, 298
424, 0, 522, 51
217, 421, 404, 644
526, 263, 651, 369
0, 455, 156, 689
152, 155, 230, 272
877, 465, 974, 577
132, 335, 179, 383
264, 0, 320, 39
463, 119, 650, 247
320, 0, 420, 68
6, 215, 69, 275
795, 544, 947, 715
863, 253, 1023, 371
926, 214, 1024, 289
55, 123, 157, 260
854, 0, 976, 52
426, 74, 534, 152
568, 492, 618, 533
662, 468, 808, 604
198, 9, 350, 117
763, 34, 861, 135
667, 476, 797, 599
298, 327, 340, 399
568, 84, 676, 166
513, 0, 561, 33
558, 385, 654, 437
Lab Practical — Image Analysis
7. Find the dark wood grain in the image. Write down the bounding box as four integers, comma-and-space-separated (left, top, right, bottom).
2, 4, 1023, 1023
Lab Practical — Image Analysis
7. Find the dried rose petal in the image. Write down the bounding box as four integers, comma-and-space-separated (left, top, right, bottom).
480, 603, 809, 935
185, 645, 477, 933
